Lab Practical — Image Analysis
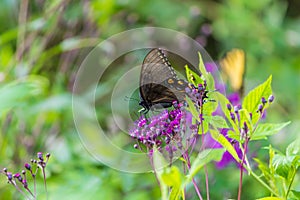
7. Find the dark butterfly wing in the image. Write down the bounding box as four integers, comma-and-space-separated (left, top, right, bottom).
139, 48, 189, 112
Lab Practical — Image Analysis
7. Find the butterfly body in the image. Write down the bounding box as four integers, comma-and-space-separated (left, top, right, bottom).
139, 48, 190, 113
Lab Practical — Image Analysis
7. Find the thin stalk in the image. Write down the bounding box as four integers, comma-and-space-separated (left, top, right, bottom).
248, 169, 279, 197
285, 169, 296, 199
238, 138, 249, 200
41, 168, 48, 200
10, 180, 31, 200
200, 104, 210, 200
183, 151, 203, 200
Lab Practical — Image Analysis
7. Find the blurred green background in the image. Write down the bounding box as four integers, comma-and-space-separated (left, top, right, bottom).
0, 0, 299, 199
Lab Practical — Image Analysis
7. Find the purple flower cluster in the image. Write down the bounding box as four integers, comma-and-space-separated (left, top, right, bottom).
129, 103, 186, 153
1, 152, 50, 199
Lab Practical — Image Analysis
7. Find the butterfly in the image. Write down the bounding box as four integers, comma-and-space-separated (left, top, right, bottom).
139, 48, 191, 113
220, 48, 245, 96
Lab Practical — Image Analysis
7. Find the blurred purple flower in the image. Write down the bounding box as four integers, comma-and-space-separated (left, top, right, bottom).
205, 62, 217, 73
228, 92, 240, 106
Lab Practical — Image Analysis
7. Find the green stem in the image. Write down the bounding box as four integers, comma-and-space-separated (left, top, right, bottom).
285, 169, 297, 199
248, 169, 279, 197
238, 138, 249, 200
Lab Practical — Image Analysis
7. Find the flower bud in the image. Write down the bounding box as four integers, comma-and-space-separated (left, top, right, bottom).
257, 104, 263, 113
230, 112, 235, 121
261, 97, 267, 104
243, 122, 248, 133
24, 163, 31, 171
234, 105, 241, 113
37, 152, 44, 161
7, 172, 13, 181
268, 95, 274, 103
227, 104, 232, 111
22, 179, 28, 188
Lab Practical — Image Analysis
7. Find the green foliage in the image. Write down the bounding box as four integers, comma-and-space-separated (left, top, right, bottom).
251, 122, 290, 140
0, 0, 299, 199
186, 148, 225, 184
210, 128, 240, 162
242, 75, 272, 124
254, 140, 300, 199
161, 166, 183, 200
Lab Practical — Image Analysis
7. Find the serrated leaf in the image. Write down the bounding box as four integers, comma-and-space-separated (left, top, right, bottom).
198, 120, 209, 135
251, 122, 290, 140
272, 154, 291, 179
198, 52, 208, 77
253, 158, 271, 180
213, 92, 239, 133
286, 139, 300, 156
210, 128, 240, 162
161, 166, 182, 200
242, 75, 272, 124
239, 108, 253, 136
292, 155, 300, 169
185, 96, 200, 122
197, 52, 215, 92
203, 98, 218, 116
205, 72, 216, 93
227, 130, 240, 141
185, 148, 225, 184
185, 65, 203, 86
206, 115, 229, 128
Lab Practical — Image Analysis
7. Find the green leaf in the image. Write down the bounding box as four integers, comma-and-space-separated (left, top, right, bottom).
257, 197, 283, 200
185, 96, 200, 122
268, 146, 279, 193
210, 128, 240, 162
197, 52, 215, 91
161, 166, 183, 200
242, 75, 272, 124
185, 65, 203, 86
185, 148, 225, 184
251, 122, 290, 140
227, 130, 240, 141
205, 72, 216, 93
198, 120, 209, 135
286, 139, 300, 156
203, 98, 218, 116
198, 52, 208, 77
272, 153, 291, 179
291, 190, 300, 198
253, 158, 271, 180
213, 92, 239, 133
239, 108, 253, 136
206, 115, 229, 128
